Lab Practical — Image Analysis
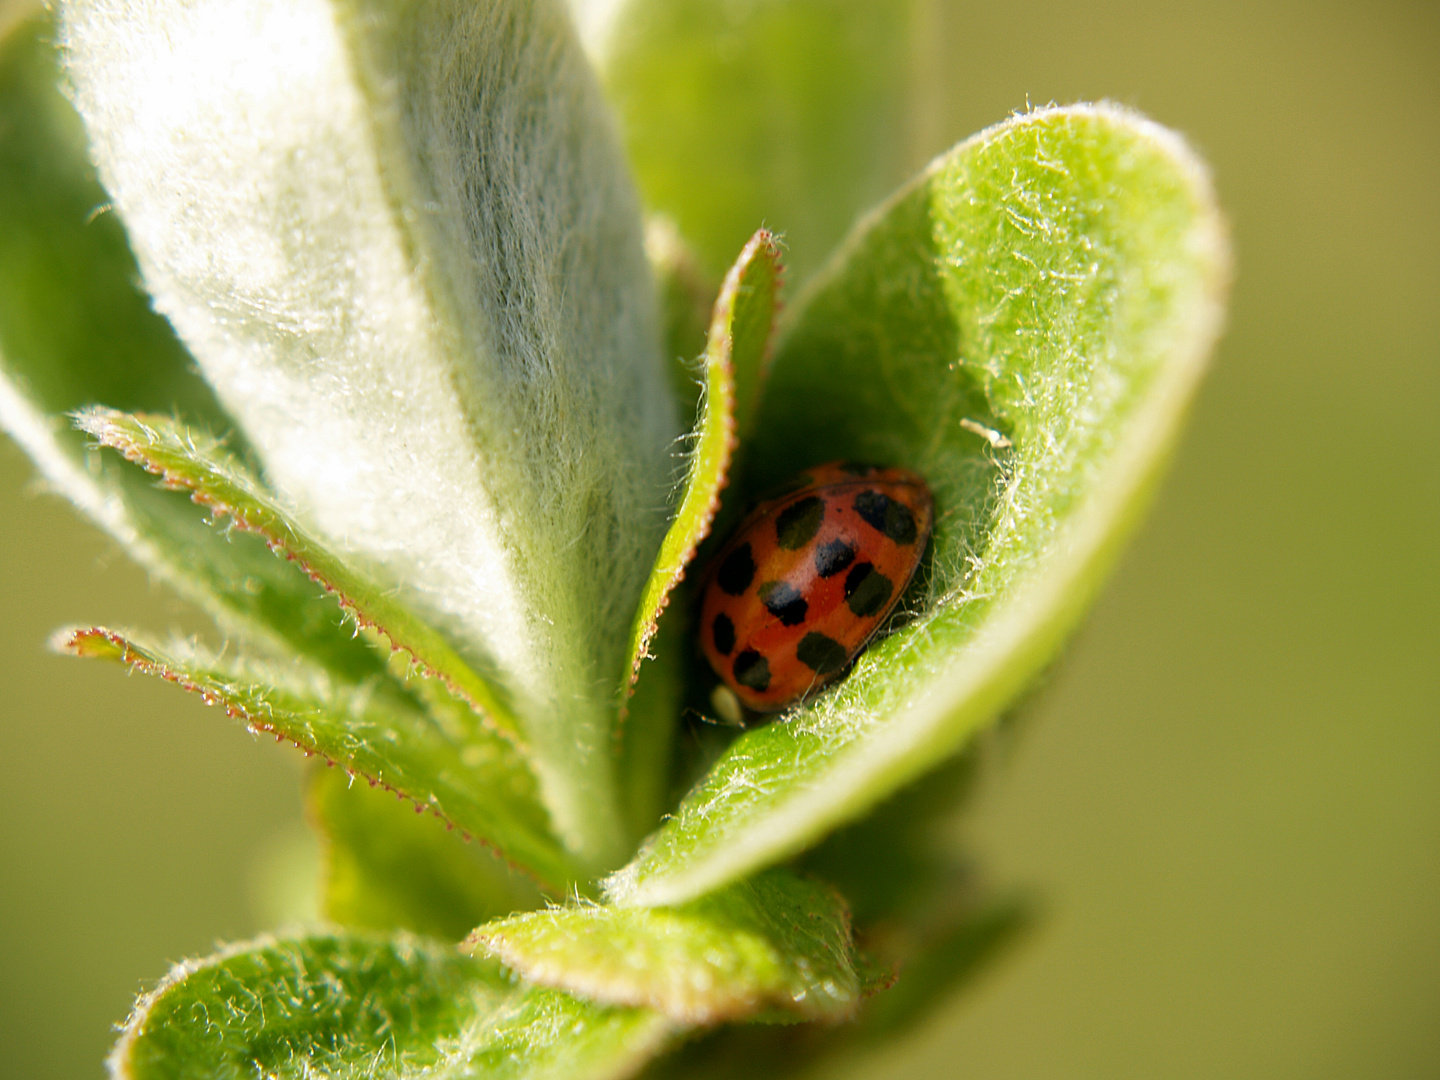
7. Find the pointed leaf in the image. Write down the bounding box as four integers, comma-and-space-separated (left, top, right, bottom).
62, 0, 681, 868
625, 230, 782, 695
58, 627, 583, 893
77, 407, 525, 742
110, 932, 676, 1080
596, 0, 928, 285
610, 224, 721, 837
468, 869, 858, 1026
606, 105, 1230, 907
0, 15, 382, 681
617, 231, 781, 828
310, 764, 545, 941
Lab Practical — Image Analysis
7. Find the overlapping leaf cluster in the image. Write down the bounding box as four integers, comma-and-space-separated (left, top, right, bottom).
0, 0, 1227, 1076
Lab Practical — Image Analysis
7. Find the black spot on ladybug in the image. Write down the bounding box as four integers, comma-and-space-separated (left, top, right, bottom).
814, 538, 857, 578
775, 496, 825, 550
733, 649, 771, 692
759, 580, 808, 626
716, 543, 756, 595
845, 562, 894, 617
711, 613, 736, 656
797, 632, 848, 675
853, 489, 918, 544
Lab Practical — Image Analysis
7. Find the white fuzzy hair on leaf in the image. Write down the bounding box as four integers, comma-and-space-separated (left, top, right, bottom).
61, 0, 678, 869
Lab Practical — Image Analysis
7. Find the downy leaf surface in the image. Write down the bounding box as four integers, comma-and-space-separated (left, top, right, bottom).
607, 104, 1229, 907
61, 0, 680, 870
75, 408, 524, 742
109, 932, 675, 1080
0, 15, 383, 681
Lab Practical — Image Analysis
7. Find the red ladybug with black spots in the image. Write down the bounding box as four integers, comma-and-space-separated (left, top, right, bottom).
699, 462, 933, 714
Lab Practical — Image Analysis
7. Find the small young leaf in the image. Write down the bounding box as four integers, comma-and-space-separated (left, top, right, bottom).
310, 764, 545, 941
58, 628, 583, 893
61, 0, 681, 868
623, 230, 781, 696
617, 230, 780, 836
1, 376, 389, 682
606, 105, 1230, 907
110, 932, 677, 1080
467, 869, 858, 1026
0, 16, 382, 682
615, 222, 719, 837
76, 407, 524, 742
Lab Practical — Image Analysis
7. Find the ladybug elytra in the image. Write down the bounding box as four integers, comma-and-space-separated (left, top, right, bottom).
699, 462, 933, 714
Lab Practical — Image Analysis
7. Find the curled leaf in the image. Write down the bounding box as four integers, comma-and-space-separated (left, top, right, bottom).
607, 104, 1230, 907
617, 229, 780, 836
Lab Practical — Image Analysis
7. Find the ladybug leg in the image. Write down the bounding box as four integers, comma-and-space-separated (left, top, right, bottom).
706, 685, 747, 728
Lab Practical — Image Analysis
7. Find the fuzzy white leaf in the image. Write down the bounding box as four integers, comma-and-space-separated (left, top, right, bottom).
61, 0, 679, 868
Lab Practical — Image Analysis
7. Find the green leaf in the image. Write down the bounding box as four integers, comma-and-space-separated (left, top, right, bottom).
0, 14, 383, 682
468, 869, 858, 1025
606, 105, 1230, 907
617, 231, 782, 830
628, 899, 1028, 1080
611, 223, 722, 838
76, 407, 525, 742
110, 932, 676, 1080
61, 0, 681, 869
310, 764, 545, 941
596, 0, 930, 285
625, 229, 781, 690
0, 15, 221, 424
58, 627, 584, 893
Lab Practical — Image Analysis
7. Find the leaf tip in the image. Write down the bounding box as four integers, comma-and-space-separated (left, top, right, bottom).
50, 624, 122, 660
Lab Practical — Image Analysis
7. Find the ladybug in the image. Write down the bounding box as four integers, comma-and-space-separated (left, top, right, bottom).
699, 461, 933, 714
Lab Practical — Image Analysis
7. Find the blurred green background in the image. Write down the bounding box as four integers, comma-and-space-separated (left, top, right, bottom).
2, 1, 1436, 1077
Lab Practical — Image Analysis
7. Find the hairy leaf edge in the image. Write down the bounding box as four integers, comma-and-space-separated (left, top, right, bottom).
607, 102, 1232, 906
55, 626, 582, 892
620, 229, 782, 706
74, 407, 527, 748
